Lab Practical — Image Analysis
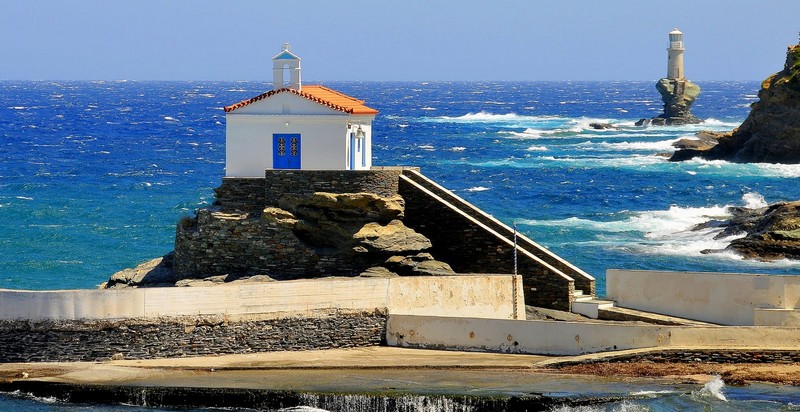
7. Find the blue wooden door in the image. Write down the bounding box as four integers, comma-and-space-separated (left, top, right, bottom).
273, 134, 301, 169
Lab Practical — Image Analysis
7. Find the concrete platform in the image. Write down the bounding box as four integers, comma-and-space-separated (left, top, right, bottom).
0, 347, 696, 410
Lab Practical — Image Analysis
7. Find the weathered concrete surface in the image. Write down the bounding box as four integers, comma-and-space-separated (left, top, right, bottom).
0, 347, 697, 404
386, 314, 800, 355
0, 275, 524, 321
606, 269, 800, 326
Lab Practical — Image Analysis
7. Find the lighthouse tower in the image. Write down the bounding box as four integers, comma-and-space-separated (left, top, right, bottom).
667, 28, 685, 80
636, 28, 700, 126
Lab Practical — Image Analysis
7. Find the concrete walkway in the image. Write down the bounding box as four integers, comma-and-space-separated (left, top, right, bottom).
0, 347, 696, 400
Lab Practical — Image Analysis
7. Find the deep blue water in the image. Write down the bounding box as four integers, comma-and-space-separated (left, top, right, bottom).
2, 80, 799, 292
3, 80, 800, 409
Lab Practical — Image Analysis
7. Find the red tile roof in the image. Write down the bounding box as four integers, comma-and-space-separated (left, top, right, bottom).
224, 85, 379, 115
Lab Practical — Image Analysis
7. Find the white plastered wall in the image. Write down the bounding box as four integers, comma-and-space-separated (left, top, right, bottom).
0, 275, 523, 321
225, 93, 375, 176
606, 269, 800, 325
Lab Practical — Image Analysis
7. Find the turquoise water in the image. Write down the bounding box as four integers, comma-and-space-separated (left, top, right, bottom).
2, 80, 800, 409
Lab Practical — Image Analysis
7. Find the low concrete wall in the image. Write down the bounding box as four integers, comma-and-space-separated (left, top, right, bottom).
606, 269, 800, 325
0, 275, 523, 321
386, 315, 800, 356
387, 315, 670, 355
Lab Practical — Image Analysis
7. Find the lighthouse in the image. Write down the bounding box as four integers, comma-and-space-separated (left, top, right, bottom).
636, 28, 701, 126
667, 28, 684, 80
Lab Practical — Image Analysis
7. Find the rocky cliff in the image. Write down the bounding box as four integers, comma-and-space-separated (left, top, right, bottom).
671, 44, 800, 163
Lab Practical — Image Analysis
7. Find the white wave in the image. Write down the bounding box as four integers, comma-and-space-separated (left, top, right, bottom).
565, 117, 616, 133
688, 158, 800, 178
466, 186, 490, 192
696, 376, 727, 401
742, 192, 768, 209
577, 139, 680, 152
526, 145, 548, 151
420, 107, 437, 111
16, 196, 33, 201
450, 146, 466, 152
435, 111, 560, 123
164, 116, 178, 121
533, 155, 666, 168
506, 128, 543, 138
10, 106, 26, 110
520, 195, 775, 259
417, 145, 435, 151
702, 118, 741, 128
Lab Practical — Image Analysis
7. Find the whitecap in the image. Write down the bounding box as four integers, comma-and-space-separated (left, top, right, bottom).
579, 138, 680, 152
696, 376, 727, 401
417, 145, 435, 150
520, 201, 752, 258
16, 196, 33, 201
526, 145, 548, 151
742, 192, 767, 209
420, 107, 437, 111
164, 116, 178, 121
434, 111, 560, 123
688, 158, 800, 178
702, 118, 741, 128
466, 186, 490, 192
450, 147, 466, 152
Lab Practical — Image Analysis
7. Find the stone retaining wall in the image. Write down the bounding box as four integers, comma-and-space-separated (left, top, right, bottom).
554, 349, 800, 366
174, 207, 322, 279
214, 178, 266, 212
263, 170, 404, 206
0, 310, 386, 363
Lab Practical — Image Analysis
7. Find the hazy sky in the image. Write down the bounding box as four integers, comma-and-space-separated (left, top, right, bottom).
2, 0, 798, 81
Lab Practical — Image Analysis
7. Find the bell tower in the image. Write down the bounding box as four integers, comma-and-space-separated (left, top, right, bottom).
272, 43, 302, 91
667, 28, 685, 80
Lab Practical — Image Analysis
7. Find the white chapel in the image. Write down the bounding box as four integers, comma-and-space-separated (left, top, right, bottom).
223, 44, 379, 177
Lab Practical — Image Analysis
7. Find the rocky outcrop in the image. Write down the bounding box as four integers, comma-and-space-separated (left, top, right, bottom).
668, 131, 726, 161
637, 78, 701, 126
672, 44, 800, 163
694, 201, 800, 261
104, 191, 454, 288
103, 253, 176, 288
726, 202, 800, 260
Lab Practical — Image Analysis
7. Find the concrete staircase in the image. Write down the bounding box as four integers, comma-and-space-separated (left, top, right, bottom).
571, 290, 715, 326
571, 290, 615, 319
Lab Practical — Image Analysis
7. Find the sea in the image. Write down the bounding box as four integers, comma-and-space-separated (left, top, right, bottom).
2, 80, 800, 410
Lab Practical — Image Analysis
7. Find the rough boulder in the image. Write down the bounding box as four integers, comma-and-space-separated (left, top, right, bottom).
694, 201, 800, 261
